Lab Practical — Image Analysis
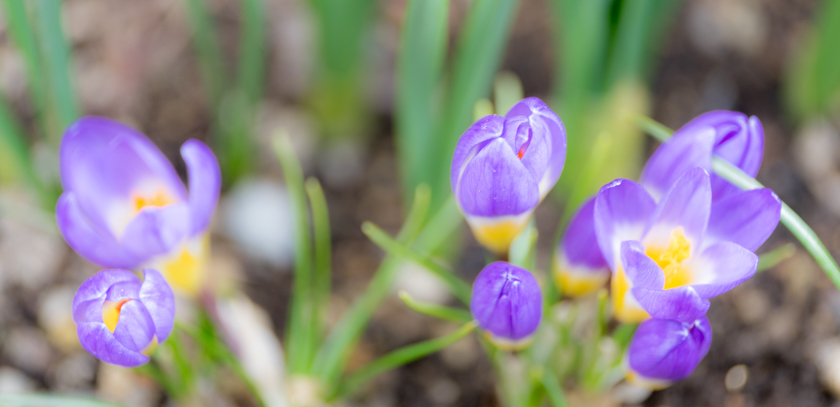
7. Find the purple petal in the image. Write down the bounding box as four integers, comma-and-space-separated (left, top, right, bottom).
706, 188, 781, 251
77, 322, 149, 367
689, 242, 758, 298
504, 97, 566, 196
120, 203, 192, 260
560, 197, 607, 270
456, 138, 540, 217
641, 127, 715, 200
112, 300, 156, 352
105, 281, 141, 301
139, 269, 176, 342
632, 286, 710, 323
620, 241, 664, 290
72, 269, 140, 315
56, 193, 142, 269
60, 117, 187, 234
470, 262, 542, 341
451, 115, 505, 193
627, 317, 712, 382
594, 179, 657, 270
181, 140, 221, 235
643, 168, 711, 250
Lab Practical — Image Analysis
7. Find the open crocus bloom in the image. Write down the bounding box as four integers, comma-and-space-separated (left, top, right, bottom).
451, 97, 566, 254
73, 269, 175, 367
553, 197, 610, 297
641, 110, 764, 201
56, 117, 220, 295
595, 168, 780, 323
626, 316, 712, 389
471, 262, 543, 350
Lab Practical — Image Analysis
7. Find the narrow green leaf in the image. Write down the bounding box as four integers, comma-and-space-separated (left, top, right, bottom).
336, 321, 478, 399
395, 0, 449, 201
305, 178, 332, 344
237, 0, 266, 104
509, 220, 538, 270
399, 291, 473, 323
757, 243, 796, 272
182, 0, 227, 106
34, 0, 79, 142
2, 1, 46, 134
638, 117, 840, 293
493, 71, 523, 116
361, 221, 472, 305
313, 185, 431, 388
540, 370, 569, 407
272, 134, 314, 374
431, 0, 521, 208
0, 394, 127, 407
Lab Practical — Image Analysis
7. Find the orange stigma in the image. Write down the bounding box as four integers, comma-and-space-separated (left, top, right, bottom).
132, 189, 174, 213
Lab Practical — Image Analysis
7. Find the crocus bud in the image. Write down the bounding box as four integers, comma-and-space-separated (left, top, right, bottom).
471, 262, 542, 350
56, 117, 221, 295
641, 110, 764, 201
626, 317, 712, 389
73, 269, 175, 367
553, 197, 609, 297
451, 98, 566, 254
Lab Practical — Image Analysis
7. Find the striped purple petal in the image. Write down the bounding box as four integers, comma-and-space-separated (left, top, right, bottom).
627, 317, 712, 385
471, 262, 542, 346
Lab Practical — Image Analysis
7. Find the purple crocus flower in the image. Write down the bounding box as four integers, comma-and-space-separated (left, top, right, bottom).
73, 268, 175, 367
471, 261, 542, 350
451, 97, 566, 254
553, 197, 610, 297
641, 110, 764, 201
56, 117, 220, 295
595, 167, 780, 323
626, 317, 712, 388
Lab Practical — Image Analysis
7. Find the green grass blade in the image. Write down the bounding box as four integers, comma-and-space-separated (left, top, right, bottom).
361, 221, 472, 305
398, 291, 473, 323
183, 0, 227, 106
509, 220, 538, 271
540, 370, 569, 407
2, 1, 46, 134
237, 0, 266, 104
637, 116, 840, 292
313, 185, 431, 389
431, 0, 521, 208
757, 243, 796, 272
493, 71, 523, 116
34, 0, 79, 142
335, 321, 477, 399
305, 178, 332, 344
395, 0, 449, 201
272, 134, 314, 374
0, 394, 127, 407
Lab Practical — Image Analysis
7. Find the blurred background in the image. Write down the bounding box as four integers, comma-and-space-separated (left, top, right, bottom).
0, 0, 839, 406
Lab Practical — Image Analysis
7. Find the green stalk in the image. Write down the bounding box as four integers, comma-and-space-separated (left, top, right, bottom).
757, 243, 796, 272
398, 291, 473, 323
637, 116, 840, 292
182, 0, 227, 106
306, 178, 332, 344
34, 0, 79, 143
540, 370, 569, 407
272, 135, 314, 374
236, 0, 266, 104
361, 221, 472, 305
335, 321, 478, 399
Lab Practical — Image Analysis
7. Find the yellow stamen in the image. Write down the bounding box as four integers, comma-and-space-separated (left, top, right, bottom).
132, 189, 174, 214
611, 267, 650, 323
645, 227, 693, 289
157, 235, 209, 296
102, 299, 131, 332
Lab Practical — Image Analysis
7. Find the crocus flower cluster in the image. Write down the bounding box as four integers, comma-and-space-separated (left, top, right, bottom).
73, 269, 175, 367
470, 262, 542, 349
57, 117, 221, 295
56, 117, 221, 367
451, 97, 566, 254
553, 111, 780, 386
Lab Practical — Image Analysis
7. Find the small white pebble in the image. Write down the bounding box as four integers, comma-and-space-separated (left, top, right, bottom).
725, 364, 748, 391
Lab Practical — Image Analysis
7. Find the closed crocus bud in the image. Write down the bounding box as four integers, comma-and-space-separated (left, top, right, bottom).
641, 110, 764, 201
553, 197, 610, 297
451, 97, 566, 254
73, 269, 175, 367
57, 117, 221, 295
471, 262, 542, 350
626, 317, 712, 389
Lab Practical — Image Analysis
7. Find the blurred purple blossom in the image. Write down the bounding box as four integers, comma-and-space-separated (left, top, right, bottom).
471, 261, 542, 350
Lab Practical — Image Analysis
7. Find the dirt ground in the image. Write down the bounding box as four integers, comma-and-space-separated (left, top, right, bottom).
0, 0, 837, 406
